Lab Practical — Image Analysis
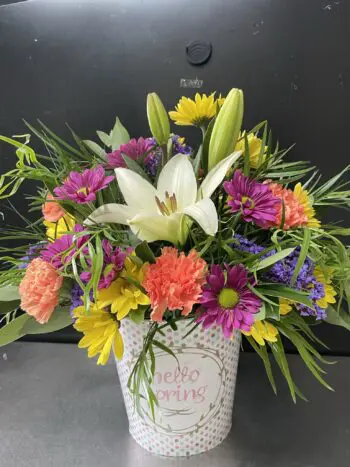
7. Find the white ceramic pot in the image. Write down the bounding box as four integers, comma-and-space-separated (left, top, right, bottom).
116, 318, 241, 457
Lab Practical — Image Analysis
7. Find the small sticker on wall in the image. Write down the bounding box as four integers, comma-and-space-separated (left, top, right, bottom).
180, 78, 203, 89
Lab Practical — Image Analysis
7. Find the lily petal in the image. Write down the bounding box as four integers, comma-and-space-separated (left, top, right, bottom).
157, 154, 197, 209
198, 150, 242, 199
183, 198, 218, 236
115, 168, 158, 213
129, 212, 184, 244
84, 203, 139, 226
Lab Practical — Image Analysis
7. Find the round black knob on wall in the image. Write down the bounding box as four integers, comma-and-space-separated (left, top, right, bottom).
186, 40, 212, 65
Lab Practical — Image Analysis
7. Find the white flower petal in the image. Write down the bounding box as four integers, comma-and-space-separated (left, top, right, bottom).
115, 168, 158, 212
183, 198, 218, 236
157, 154, 197, 209
84, 204, 139, 226
198, 150, 242, 199
129, 213, 184, 244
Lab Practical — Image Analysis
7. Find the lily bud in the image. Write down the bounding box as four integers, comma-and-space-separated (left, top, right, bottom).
208, 88, 244, 170
147, 93, 170, 146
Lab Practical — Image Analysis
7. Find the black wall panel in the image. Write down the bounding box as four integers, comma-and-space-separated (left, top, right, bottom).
1, 0, 349, 351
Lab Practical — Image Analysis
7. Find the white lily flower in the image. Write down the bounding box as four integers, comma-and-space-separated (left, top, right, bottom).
85, 152, 242, 244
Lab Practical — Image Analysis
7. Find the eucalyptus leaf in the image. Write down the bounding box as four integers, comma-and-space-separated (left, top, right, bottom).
0, 313, 30, 346
0, 285, 20, 301
0, 300, 20, 314
21, 306, 72, 335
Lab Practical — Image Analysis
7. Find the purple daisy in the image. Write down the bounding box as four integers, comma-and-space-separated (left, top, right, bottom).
223, 170, 280, 228
106, 137, 154, 169
80, 239, 127, 289
54, 166, 114, 204
41, 225, 89, 269
198, 263, 261, 337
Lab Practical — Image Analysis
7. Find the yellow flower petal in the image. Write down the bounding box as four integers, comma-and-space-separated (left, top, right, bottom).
113, 329, 124, 361
44, 214, 75, 241
293, 183, 320, 228
169, 93, 224, 126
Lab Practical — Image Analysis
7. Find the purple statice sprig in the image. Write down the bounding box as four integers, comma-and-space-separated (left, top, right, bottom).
80, 239, 127, 289
233, 234, 327, 320
19, 242, 47, 269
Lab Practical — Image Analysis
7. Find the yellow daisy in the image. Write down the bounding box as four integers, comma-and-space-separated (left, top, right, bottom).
313, 266, 337, 309
293, 183, 321, 228
44, 214, 75, 241
235, 132, 267, 169
242, 320, 279, 346
97, 257, 150, 320
73, 303, 124, 364
168, 92, 224, 126
279, 298, 293, 315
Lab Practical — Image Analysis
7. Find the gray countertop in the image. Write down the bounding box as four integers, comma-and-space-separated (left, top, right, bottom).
1, 342, 349, 467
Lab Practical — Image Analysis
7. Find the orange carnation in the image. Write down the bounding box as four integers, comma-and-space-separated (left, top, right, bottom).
143, 247, 207, 322
19, 258, 63, 324
42, 193, 65, 222
267, 182, 308, 230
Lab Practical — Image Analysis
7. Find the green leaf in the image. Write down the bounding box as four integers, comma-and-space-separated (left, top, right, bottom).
21, 306, 72, 335
270, 337, 296, 402
153, 339, 178, 364
256, 285, 314, 309
122, 155, 151, 183
254, 302, 266, 321
324, 305, 350, 331
265, 302, 281, 321
193, 144, 203, 176
253, 248, 295, 271
0, 285, 20, 301
110, 117, 130, 150
0, 313, 30, 346
82, 140, 106, 158
202, 118, 216, 174
96, 130, 111, 147
135, 241, 156, 263
245, 335, 277, 394
243, 132, 250, 176
291, 229, 310, 285
0, 300, 20, 314
129, 307, 146, 325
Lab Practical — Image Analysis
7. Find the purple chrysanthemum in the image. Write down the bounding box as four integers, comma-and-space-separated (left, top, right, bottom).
106, 137, 154, 169
80, 239, 127, 289
223, 170, 280, 228
233, 235, 327, 320
41, 225, 89, 269
54, 166, 114, 204
198, 263, 261, 337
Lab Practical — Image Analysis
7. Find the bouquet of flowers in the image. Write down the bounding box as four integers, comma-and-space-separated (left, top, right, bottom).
1, 88, 350, 435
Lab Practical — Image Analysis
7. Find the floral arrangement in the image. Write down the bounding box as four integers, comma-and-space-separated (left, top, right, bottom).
1, 88, 350, 410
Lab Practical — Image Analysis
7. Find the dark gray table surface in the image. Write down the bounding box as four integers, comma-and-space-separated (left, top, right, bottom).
0, 342, 349, 467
